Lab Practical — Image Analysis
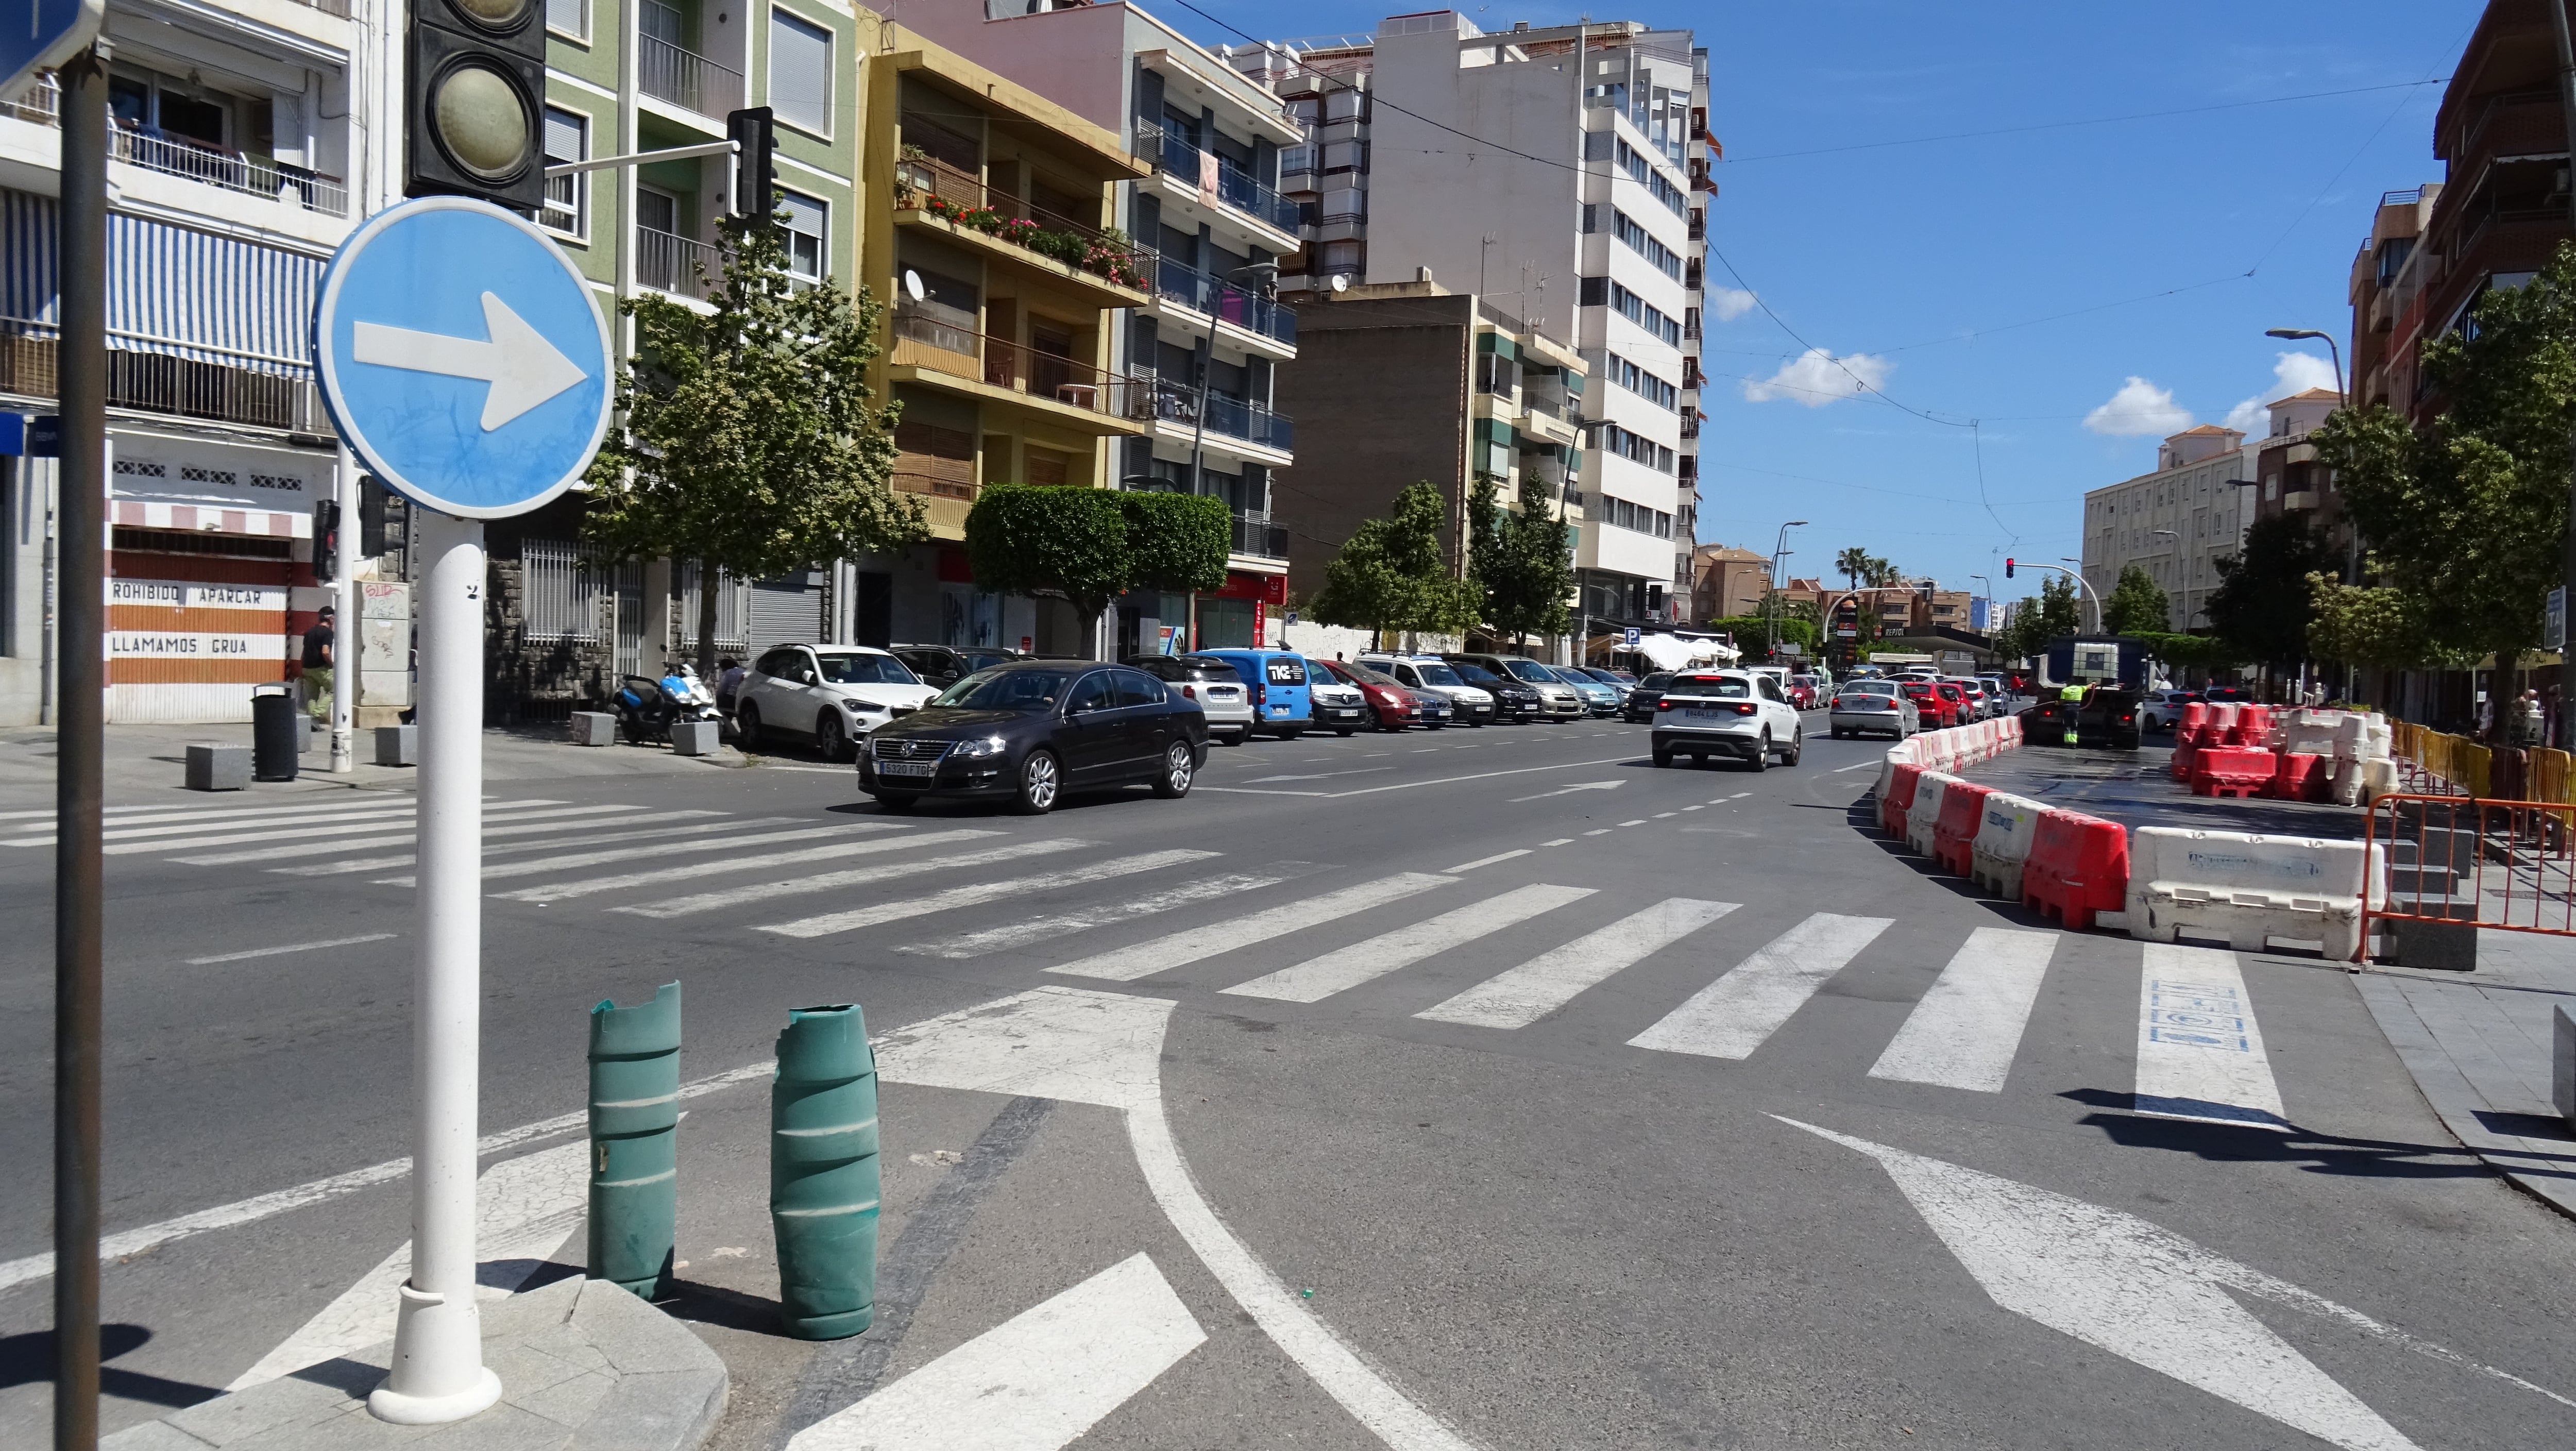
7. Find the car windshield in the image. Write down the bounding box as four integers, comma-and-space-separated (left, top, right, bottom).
1451, 663, 1506, 688
1412, 662, 1464, 687
957, 650, 1019, 671
1676, 676, 1752, 698
1346, 664, 1401, 686
1180, 658, 1243, 684
1845, 681, 1897, 696
1503, 660, 1561, 683
1938, 685, 1963, 699
816, 652, 919, 686
1583, 668, 1630, 684
932, 668, 1074, 710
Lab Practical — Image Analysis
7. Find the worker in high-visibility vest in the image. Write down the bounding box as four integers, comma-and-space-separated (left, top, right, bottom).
2058, 682, 2086, 747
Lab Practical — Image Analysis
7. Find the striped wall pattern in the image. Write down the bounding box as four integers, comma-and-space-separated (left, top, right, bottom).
1, 188, 324, 375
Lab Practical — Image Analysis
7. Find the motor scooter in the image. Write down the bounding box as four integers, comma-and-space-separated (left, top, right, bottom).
613, 662, 724, 745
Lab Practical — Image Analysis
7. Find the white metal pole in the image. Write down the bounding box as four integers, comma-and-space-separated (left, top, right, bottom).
370, 509, 499, 1425
331, 450, 360, 772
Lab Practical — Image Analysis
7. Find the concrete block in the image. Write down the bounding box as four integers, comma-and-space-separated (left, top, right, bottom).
2556, 1004, 2575, 1127
185, 743, 250, 791
2391, 914, 2479, 972
668, 720, 719, 756
373, 724, 418, 767
570, 711, 619, 747
297, 717, 320, 754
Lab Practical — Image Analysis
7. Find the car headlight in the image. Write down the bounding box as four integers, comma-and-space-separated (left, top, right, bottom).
953, 735, 1008, 759
843, 698, 886, 713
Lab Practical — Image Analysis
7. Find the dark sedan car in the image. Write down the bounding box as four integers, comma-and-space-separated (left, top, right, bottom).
1623, 671, 1674, 723
1446, 660, 1541, 721
858, 661, 1208, 814
891, 643, 1024, 689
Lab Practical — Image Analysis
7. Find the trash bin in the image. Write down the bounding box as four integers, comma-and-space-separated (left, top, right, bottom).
250, 682, 300, 782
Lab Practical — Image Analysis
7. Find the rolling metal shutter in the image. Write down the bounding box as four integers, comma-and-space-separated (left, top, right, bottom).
747, 580, 825, 652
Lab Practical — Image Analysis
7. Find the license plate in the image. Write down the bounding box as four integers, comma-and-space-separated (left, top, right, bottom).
1682, 708, 1729, 722
876, 760, 936, 778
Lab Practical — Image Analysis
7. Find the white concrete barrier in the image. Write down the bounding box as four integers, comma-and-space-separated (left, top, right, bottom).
1906, 771, 1956, 856
2125, 826, 2387, 961
1970, 790, 2045, 901
1877, 746, 1912, 803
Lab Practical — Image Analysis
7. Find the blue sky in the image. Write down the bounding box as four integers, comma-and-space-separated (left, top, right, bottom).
1172, 0, 2482, 612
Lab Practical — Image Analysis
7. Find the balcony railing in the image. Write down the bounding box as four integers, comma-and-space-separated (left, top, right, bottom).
1152, 256, 1296, 345
892, 153, 1153, 290
639, 33, 744, 118
889, 311, 1147, 423
8, 81, 349, 216
1136, 122, 1302, 233
1231, 515, 1289, 559
1145, 380, 1294, 452
1, 322, 324, 432
637, 227, 722, 298
892, 470, 979, 501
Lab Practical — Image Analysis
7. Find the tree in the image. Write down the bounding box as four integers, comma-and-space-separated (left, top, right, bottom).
1997, 576, 2081, 661
586, 212, 924, 670
2102, 564, 2172, 635
2205, 514, 2333, 668
1313, 480, 1481, 643
1475, 476, 1574, 646
2311, 241, 2576, 685
1123, 491, 1231, 596
2306, 569, 2462, 669
1714, 613, 1818, 663
1865, 556, 1902, 588
962, 485, 1230, 632
1835, 545, 1873, 592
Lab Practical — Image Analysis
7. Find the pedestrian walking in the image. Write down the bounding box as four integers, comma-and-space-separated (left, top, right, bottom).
717, 656, 744, 716
300, 605, 335, 722
2508, 688, 2544, 748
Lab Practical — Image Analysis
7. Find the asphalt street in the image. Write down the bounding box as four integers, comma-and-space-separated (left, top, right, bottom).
3, 711, 2572, 1449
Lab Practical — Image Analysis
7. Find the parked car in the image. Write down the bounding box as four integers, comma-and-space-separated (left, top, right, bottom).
1899, 677, 1955, 730
1193, 648, 1318, 738
859, 661, 1207, 814
1447, 659, 1542, 721
735, 644, 939, 760
1948, 678, 1990, 721
1623, 671, 1674, 723
1125, 653, 1255, 745
1549, 665, 1624, 717
1446, 653, 1585, 720
1650, 669, 1806, 769
1316, 657, 1444, 730
1300, 657, 1374, 734
891, 643, 1023, 689
1829, 679, 1918, 739
2137, 688, 2200, 732
1360, 654, 1495, 726
1580, 667, 1639, 688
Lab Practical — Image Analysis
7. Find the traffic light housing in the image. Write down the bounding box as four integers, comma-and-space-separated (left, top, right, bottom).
2005, 557, 2015, 578
312, 500, 342, 582
729, 107, 776, 224
406, 0, 548, 212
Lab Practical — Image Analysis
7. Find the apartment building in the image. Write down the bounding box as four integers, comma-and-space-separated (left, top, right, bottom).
897, 0, 1307, 651
1267, 279, 1586, 629
2246, 387, 2350, 566
2347, 183, 2441, 414
1235, 11, 1704, 632
2079, 424, 2257, 633
1691, 543, 1770, 623
0, 0, 380, 725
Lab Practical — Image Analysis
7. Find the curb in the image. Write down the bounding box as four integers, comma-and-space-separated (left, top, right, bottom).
2351, 971, 2576, 1224
104, 1276, 726, 1451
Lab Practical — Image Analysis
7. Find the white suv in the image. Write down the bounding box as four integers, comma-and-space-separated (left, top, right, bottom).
1650, 669, 1805, 770
736, 644, 939, 760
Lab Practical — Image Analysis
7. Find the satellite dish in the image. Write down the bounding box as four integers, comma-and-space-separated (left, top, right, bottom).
1330, 273, 1350, 293
903, 269, 926, 302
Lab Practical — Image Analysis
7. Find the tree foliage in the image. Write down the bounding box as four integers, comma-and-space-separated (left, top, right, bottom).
2306, 569, 2465, 668
2205, 514, 2334, 668
2102, 564, 2172, 635
585, 212, 924, 669
961, 484, 1231, 629
1714, 613, 1819, 663
1122, 491, 1230, 595
2130, 631, 2242, 669
1312, 480, 1481, 640
1471, 475, 1574, 645
1996, 576, 2082, 661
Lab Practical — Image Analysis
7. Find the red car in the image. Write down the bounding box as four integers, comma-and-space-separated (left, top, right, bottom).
1900, 678, 1958, 729
1787, 673, 1821, 710
1316, 659, 1422, 731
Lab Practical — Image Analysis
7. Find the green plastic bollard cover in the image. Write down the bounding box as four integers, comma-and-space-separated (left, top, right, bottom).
589, 981, 681, 1300
771, 1002, 880, 1341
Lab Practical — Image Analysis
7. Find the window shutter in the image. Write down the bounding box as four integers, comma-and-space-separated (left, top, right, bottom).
770, 11, 833, 134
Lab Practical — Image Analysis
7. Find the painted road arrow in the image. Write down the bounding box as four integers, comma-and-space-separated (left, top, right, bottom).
353, 291, 588, 431
1778, 1116, 2574, 1450
1510, 780, 1623, 802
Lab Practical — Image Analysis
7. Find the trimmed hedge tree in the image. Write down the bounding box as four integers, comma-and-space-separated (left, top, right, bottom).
963, 484, 1232, 631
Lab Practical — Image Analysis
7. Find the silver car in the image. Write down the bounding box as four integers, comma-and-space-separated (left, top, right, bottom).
1126, 654, 1256, 745
1828, 679, 1918, 740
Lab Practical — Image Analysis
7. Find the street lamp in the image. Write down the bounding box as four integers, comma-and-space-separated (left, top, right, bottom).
2058, 556, 2104, 632
1768, 520, 1807, 664
2264, 327, 2346, 401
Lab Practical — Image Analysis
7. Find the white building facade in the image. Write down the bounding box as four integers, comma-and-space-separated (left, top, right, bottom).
2079, 424, 2258, 633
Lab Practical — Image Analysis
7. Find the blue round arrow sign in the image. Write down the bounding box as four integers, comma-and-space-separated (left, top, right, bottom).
314, 196, 613, 519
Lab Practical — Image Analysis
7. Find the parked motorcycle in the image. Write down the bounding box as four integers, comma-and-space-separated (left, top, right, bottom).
613, 663, 724, 746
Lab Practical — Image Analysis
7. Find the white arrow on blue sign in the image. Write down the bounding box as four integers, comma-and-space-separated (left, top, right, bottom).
3, 0, 104, 98
313, 196, 612, 520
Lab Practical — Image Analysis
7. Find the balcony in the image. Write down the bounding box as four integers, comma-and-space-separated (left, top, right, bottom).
637, 227, 722, 299
2283, 490, 2319, 512
1144, 380, 1293, 454
892, 154, 1153, 304
639, 34, 743, 119
1231, 515, 1289, 560
9, 80, 351, 216
1152, 256, 1297, 347
2, 322, 326, 433
888, 310, 1147, 436
1136, 122, 1301, 235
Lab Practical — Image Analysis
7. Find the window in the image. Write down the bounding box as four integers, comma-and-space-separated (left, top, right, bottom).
1614, 137, 1688, 216
1115, 670, 1167, 708
546, 0, 588, 39
541, 108, 588, 235
1609, 208, 1682, 279
1609, 282, 1681, 347
1597, 350, 1677, 410
1068, 672, 1116, 712
770, 8, 834, 136
1580, 203, 1600, 234
777, 189, 826, 284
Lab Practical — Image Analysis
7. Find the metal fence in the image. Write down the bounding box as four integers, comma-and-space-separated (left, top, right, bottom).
639, 34, 744, 117
678, 562, 750, 659
2362, 792, 2576, 950
637, 227, 723, 299
521, 540, 611, 642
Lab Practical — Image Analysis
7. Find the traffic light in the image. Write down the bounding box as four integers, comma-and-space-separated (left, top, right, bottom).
729, 107, 776, 224
312, 500, 342, 583
2005, 557, 2015, 578
406, 0, 548, 212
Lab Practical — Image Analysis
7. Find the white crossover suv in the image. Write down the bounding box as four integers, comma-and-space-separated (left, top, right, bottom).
736, 644, 939, 760
1650, 669, 1806, 770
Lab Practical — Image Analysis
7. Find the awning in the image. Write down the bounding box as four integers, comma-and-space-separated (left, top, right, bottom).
2, 188, 323, 376
111, 499, 310, 538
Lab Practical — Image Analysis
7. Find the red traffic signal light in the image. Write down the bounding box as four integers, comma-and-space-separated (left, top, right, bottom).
2005, 557, 2015, 578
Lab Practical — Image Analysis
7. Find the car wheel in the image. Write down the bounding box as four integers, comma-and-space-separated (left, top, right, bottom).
1151, 740, 1195, 798
1781, 729, 1803, 767
1747, 732, 1770, 772
736, 702, 764, 753
814, 712, 846, 763
1829, 726, 1846, 740
1219, 729, 1247, 747
1653, 747, 1673, 768
1334, 727, 1357, 737
870, 792, 916, 813
1011, 750, 1061, 815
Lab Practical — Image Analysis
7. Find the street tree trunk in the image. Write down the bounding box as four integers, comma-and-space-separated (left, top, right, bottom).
696, 562, 719, 675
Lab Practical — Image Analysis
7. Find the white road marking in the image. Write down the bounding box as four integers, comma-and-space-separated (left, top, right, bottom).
2134, 944, 2288, 1130
187, 933, 399, 965
1444, 849, 1530, 872
118, 803, 643, 856
1244, 767, 1394, 783
1867, 928, 2057, 1092
97, 805, 419, 842
275, 815, 791, 874
1727, 791, 1753, 800
1653, 812, 1676, 819
873, 987, 1480, 1451
1831, 761, 1878, 773
1508, 780, 1623, 802
1617, 818, 1647, 826
77, 795, 570, 837
1417, 898, 1738, 1030
1048, 873, 1455, 982
1539, 837, 1574, 847
1223, 884, 1595, 1003
1581, 829, 1612, 836
225, 1139, 588, 1390
1778, 1117, 2499, 1449
907, 873, 1284, 959
1199, 753, 1643, 799
466, 822, 903, 881
785, 1254, 1204, 1451
173, 808, 692, 866
760, 850, 1221, 939
1681, 805, 1704, 812
1627, 913, 1894, 1059
606, 836, 1064, 917
490, 829, 1005, 903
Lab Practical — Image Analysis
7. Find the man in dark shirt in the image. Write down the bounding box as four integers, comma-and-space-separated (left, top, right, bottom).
301, 605, 335, 721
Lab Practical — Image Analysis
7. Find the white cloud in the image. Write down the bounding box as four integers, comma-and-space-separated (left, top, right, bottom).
2083, 377, 2193, 437
1705, 287, 1758, 322
1740, 348, 1893, 408
2221, 350, 2341, 433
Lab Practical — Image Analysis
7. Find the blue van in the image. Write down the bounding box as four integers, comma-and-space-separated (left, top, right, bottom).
1196, 648, 1315, 738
